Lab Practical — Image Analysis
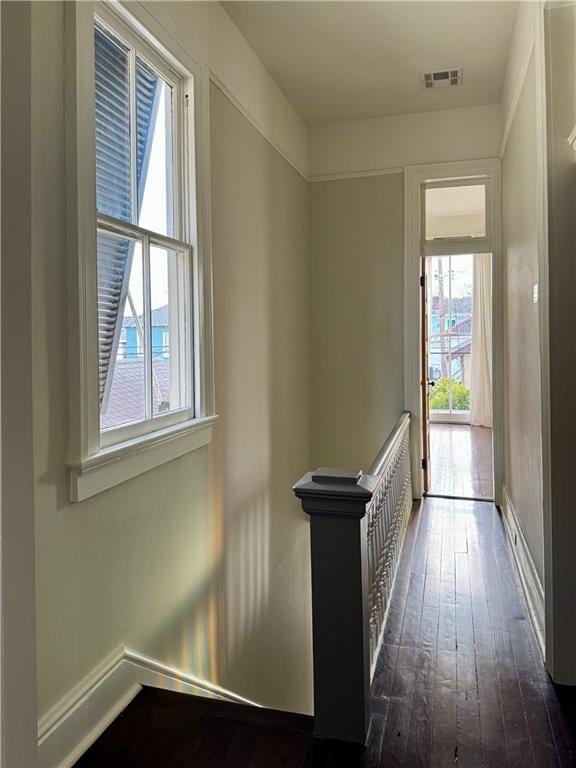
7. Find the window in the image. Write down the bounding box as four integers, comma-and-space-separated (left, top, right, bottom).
424, 182, 487, 241
95, 16, 193, 445
426, 254, 474, 416
67, 3, 214, 501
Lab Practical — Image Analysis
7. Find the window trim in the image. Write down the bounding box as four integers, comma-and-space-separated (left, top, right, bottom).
66, 0, 215, 501
420, 177, 495, 257
94, 10, 194, 435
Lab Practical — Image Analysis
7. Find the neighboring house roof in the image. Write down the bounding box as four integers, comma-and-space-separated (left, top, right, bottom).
100, 357, 171, 430
451, 338, 471, 356
451, 315, 472, 335
123, 304, 170, 328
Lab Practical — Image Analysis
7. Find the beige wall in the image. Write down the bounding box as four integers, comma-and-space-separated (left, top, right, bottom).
210, 84, 312, 712
502, 52, 544, 581
310, 174, 404, 470
544, 2, 576, 684
309, 104, 501, 180
32, 1, 312, 722
2, 3, 39, 764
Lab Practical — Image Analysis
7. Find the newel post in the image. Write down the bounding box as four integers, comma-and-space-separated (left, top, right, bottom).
293, 467, 377, 744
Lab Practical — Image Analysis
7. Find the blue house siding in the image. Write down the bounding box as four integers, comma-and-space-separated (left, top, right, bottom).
122, 304, 170, 360
124, 326, 168, 358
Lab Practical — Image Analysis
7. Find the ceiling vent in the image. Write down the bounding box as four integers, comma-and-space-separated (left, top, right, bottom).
421, 68, 462, 89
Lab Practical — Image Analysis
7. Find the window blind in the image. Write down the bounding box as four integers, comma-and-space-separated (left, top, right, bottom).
95, 23, 159, 405
95, 24, 131, 222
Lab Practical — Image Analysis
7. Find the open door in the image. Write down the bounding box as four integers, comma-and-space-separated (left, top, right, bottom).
421, 257, 431, 493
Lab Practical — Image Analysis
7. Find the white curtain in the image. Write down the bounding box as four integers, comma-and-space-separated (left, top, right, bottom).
470, 253, 492, 427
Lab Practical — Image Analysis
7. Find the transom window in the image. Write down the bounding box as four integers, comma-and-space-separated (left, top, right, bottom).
423, 180, 489, 244
94, 14, 194, 446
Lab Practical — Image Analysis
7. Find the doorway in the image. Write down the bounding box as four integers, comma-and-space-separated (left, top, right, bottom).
415, 174, 497, 502
405, 161, 502, 503
423, 252, 494, 500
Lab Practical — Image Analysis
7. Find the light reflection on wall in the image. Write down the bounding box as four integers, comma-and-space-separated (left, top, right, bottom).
224, 488, 271, 663
155, 561, 222, 690
145, 463, 273, 696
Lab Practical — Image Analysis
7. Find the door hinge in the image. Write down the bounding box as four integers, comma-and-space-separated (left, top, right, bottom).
421, 458, 427, 470
420, 275, 425, 287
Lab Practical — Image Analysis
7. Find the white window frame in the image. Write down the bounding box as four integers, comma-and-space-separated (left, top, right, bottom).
66, 1, 216, 502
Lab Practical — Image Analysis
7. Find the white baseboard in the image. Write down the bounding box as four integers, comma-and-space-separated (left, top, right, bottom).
38, 647, 261, 768
502, 488, 545, 658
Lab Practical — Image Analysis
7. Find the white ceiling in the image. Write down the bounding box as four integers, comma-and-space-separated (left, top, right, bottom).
222, 1, 518, 125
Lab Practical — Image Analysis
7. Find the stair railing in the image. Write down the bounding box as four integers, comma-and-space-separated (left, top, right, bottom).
293, 411, 412, 744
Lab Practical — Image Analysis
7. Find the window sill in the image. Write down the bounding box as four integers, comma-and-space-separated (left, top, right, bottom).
68, 414, 218, 502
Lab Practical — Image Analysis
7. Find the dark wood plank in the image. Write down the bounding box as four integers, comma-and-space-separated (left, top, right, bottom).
136, 686, 313, 732
429, 502, 458, 767
404, 505, 443, 766
488, 512, 560, 768
378, 500, 434, 766
255, 729, 313, 768
436, 502, 457, 654
249, 728, 311, 768
465, 510, 508, 768
430, 648, 458, 768
371, 503, 423, 744
475, 505, 535, 768
380, 503, 423, 647
379, 642, 419, 767
454, 543, 482, 768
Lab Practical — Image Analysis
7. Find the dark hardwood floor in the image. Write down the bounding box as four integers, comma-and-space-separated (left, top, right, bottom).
74, 687, 365, 767
370, 497, 576, 767
75, 498, 576, 767
429, 423, 494, 500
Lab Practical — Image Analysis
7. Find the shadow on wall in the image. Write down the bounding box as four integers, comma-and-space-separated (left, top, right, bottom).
204, 83, 313, 715
309, 172, 405, 471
